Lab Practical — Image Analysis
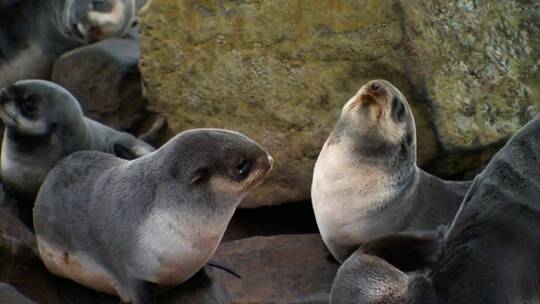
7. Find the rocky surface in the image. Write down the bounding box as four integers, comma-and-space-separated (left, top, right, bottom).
0, 206, 62, 304
157, 267, 231, 304
139, 0, 539, 207
0, 204, 231, 304
0, 207, 37, 260
51, 29, 148, 133
223, 202, 319, 242
214, 234, 338, 304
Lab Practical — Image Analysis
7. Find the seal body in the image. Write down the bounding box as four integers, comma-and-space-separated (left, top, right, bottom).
0, 0, 136, 87
312, 80, 471, 263
0, 80, 154, 200
330, 114, 540, 304
34, 129, 273, 304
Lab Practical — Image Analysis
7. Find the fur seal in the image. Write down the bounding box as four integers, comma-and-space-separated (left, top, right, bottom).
33, 129, 273, 304
330, 114, 540, 304
0, 79, 154, 201
312, 80, 472, 263
0, 0, 137, 87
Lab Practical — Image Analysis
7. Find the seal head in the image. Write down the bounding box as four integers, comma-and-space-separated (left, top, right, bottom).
334, 79, 416, 169
63, 0, 136, 43
0, 79, 83, 137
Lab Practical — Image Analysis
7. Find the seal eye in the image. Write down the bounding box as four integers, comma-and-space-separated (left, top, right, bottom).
20, 99, 38, 117
392, 96, 405, 122
235, 159, 251, 181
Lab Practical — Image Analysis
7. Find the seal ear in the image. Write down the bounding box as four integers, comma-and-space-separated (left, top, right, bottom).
361, 229, 445, 273
113, 140, 155, 160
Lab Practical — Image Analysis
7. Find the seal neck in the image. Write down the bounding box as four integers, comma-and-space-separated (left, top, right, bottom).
41, 0, 81, 47
327, 130, 416, 180
317, 132, 419, 210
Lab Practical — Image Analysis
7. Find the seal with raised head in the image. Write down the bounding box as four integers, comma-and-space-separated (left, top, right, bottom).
33, 129, 273, 304
0, 79, 154, 201
312, 80, 472, 263
330, 114, 540, 304
0, 0, 137, 87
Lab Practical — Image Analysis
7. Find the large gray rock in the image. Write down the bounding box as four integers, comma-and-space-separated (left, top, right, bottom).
214, 234, 338, 304
52, 30, 148, 133
140, 0, 538, 207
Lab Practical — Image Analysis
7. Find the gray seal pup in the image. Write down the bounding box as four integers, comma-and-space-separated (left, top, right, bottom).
0, 79, 154, 201
0, 0, 137, 87
330, 114, 540, 304
312, 80, 471, 263
33, 129, 273, 304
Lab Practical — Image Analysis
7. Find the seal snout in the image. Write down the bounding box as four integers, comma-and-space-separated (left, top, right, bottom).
88, 26, 105, 42
350, 80, 388, 109
362, 80, 387, 98
368, 81, 383, 95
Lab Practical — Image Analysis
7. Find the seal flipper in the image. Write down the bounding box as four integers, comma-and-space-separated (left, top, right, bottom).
137, 114, 167, 146
113, 139, 155, 160
361, 229, 445, 273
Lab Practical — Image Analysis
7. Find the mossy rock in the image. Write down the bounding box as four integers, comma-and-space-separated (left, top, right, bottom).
139, 0, 538, 207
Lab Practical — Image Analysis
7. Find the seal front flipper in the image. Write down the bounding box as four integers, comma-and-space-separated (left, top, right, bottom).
113, 137, 155, 160
137, 114, 167, 146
